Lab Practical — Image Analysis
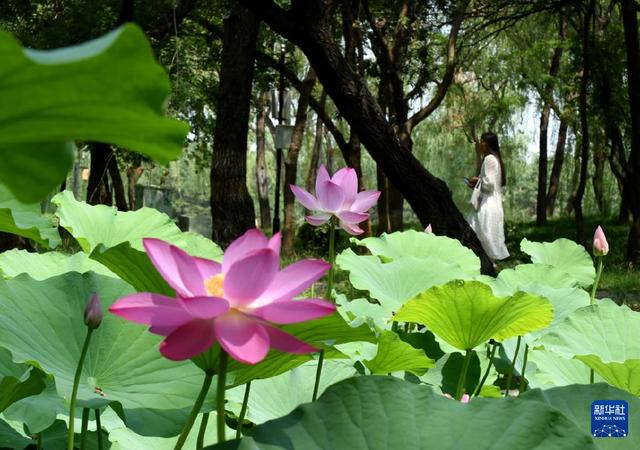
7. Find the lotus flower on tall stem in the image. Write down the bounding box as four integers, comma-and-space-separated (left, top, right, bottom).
589, 225, 608, 384
109, 229, 335, 446
291, 165, 380, 401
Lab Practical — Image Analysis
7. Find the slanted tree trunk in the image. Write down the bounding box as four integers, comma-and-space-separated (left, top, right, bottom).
238, 0, 495, 274
256, 91, 272, 228
573, 0, 595, 244
210, 0, 259, 246
536, 16, 565, 226
108, 153, 129, 211
546, 119, 568, 217
620, 0, 640, 263
282, 69, 316, 257
87, 143, 112, 206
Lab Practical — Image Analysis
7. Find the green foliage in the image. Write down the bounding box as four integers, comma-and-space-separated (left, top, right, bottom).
0, 348, 45, 412
364, 331, 435, 376
0, 25, 188, 202
520, 238, 595, 287
395, 280, 553, 350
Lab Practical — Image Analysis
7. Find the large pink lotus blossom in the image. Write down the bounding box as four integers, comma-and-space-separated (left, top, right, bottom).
593, 226, 609, 256
290, 165, 380, 235
109, 229, 335, 364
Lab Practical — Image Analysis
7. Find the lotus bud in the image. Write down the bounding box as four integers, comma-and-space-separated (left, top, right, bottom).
84, 293, 103, 329
425, 224, 433, 233
592, 226, 609, 256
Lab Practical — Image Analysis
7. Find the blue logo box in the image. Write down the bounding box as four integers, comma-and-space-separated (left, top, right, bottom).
591, 400, 628, 438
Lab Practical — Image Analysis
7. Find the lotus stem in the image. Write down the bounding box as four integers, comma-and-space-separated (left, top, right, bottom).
236, 382, 251, 439
80, 408, 90, 450
173, 371, 214, 450
217, 352, 229, 443
474, 342, 497, 397
505, 336, 521, 396
456, 349, 473, 400
67, 328, 93, 450
196, 412, 209, 449
95, 409, 103, 450
312, 220, 336, 401
519, 344, 529, 393
590, 256, 603, 305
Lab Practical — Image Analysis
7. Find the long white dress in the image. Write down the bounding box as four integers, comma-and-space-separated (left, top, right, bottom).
468, 154, 509, 260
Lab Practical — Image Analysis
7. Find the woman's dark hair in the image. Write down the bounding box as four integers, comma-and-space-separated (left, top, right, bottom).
481, 131, 507, 186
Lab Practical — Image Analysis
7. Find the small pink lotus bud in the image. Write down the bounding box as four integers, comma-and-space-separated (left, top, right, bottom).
593, 226, 609, 256
460, 394, 470, 403
84, 293, 103, 329
425, 224, 433, 233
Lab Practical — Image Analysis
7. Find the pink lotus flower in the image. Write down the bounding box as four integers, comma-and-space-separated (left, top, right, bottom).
109, 229, 335, 364
424, 224, 433, 234
593, 226, 609, 256
443, 393, 470, 403
290, 165, 380, 235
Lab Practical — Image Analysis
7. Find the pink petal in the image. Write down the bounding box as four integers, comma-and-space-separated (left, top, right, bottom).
252, 259, 330, 306
305, 214, 331, 226
317, 180, 345, 212
315, 165, 330, 198
289, 185, 319, 210
337, 210, 368, 224
331, 167, 358, 206
350, 190, 381, 213
425, 224, 433, 233
264, 325, 317, 354
340, 220, 364, 235
159, 319, 217, 360
214, 313, 270, 364
109, 293, 191, 329
222, 229, 269, 273
224, 249, 279, 306
252, 298, 335, 324
143, 239, 220, 297
179, 296, 229, 319
268, 232, 282, 259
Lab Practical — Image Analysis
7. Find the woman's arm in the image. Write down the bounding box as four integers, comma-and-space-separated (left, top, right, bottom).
480, 155, 499, 194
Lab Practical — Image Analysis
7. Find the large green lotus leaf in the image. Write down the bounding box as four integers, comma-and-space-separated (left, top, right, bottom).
228, 314, 375, 386
440, 351, 481, 397
0, 185, 60, 247
353, 230, 480, 275
336, 294, 391, 330
492, 263, 577, 292
211, 376, 596, 450
0, 249, 116, 280
0, 348, 45, 412
575, 356, 640, 397
364, 331, 435, 375
0, 272, 213, 412
0, 415, 32, 450
526, 349, 601, 389
540, 300, 640, 362
521, 238, 595, 287
521, 383, 640, 449
0, 25, 188, 202
227, 360, 356, 425
336, 249, 472, 313
395, 280, 553, 350
3, 379, 66, 434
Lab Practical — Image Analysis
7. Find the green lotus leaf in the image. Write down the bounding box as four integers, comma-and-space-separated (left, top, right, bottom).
210, 376, 597, 450
0, 25, 188, 202
575, 356, 640, 397
0, 272, 214, 414
0, 249, 116, 280
364, 331, 435, 375
491, 263, 577, 292
0, 348, 45, 412
395, 280, 553, 351
0, 416, 32, 450
353, 230, 480, 275
521, 238, 595, 287
525, 349, 601, 389
521, 383, 640, 449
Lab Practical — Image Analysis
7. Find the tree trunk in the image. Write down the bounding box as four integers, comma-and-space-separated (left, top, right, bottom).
546, 119, 568, 217
347, 131, 372, 236
573, 0, 594, 244
325, 126, 334, 173
592, 134, 607, 215
87, 143, 113, 206
210, 0, 259, 246
536, 17, 565, 226
306, 92, 326, 193
238, 0, 495, 274
376, 165, 390, 234
256, 91, 272, 228
565, 139, 581, 215
282, 70, 316, 257
126, 165, 143, 210
108, 153, 129, 211
620, 0, 640, 263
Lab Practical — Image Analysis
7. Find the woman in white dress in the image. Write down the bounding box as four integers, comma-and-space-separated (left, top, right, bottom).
467, 132, 509, 261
